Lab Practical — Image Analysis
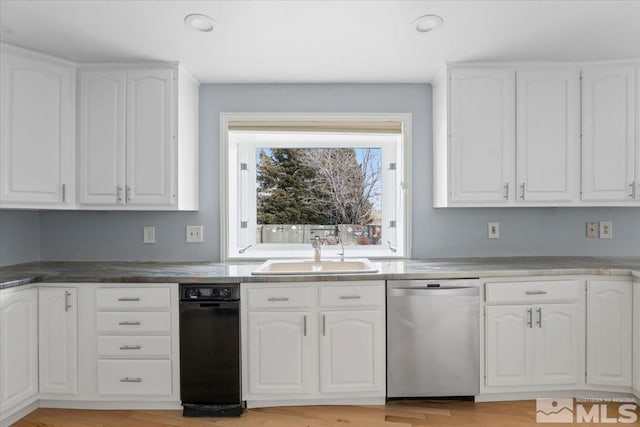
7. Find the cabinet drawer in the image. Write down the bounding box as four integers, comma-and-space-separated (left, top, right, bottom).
97, 312, 171, 333
97, 360, 171, 395
96, 288, 171, 310
98, 336, 171, 357
486, 280, 582, 304
247, 286, 312, 309
319, 285, 384, 307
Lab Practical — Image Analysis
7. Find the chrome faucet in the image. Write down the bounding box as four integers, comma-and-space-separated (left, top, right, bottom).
312, 236, 322, 262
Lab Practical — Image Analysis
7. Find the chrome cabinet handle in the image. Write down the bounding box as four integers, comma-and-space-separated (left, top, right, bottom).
118, 321, 141, 326
303, 315, 307, 337
62, 183, 66, 203
120, 377, 142, 383
119, 345, 142, 350
117, 185, 123, 203
339, 295, 361, 300
630, 181, 636, 198
536, 307, 543, 328
526, 291, 548, 295
64, 291, 72, 312
520, 182, 526, 200
267, 297, 289, 302
527, 308, 533, 328
322, 314, 326, 336
504, 183, 509, 200
118, 298, 140, 302
126, 185, 131, 202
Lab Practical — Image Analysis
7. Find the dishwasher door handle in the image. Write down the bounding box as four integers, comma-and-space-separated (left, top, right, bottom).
388, 287, 479, 297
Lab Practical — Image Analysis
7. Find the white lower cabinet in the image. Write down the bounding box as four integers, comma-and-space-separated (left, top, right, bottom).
319, 310, 384, 394
486, 303, 581, 387
0, 287, 38, 417
484, 279, 585, 391
247, 311, 312, 395
242, 281, 385, 405
633, 281, 640, 395
587, 280, 633, 387
38, 288, 78, 395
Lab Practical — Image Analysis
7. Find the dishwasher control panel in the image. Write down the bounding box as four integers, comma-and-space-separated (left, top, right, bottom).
180, 284, 240, 301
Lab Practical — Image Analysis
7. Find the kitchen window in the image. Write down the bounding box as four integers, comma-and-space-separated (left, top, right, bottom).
220, 113, 411, 260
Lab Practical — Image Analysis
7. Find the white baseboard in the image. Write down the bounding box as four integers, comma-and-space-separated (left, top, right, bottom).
247, 397, 385, 408
39, 400, 182, 410
476, 390, 637, 402
0, 400, 39, 427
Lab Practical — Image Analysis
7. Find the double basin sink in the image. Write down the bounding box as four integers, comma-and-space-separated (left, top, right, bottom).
252, 258, 378, 275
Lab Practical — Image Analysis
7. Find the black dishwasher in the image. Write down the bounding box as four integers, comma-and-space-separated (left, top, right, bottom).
179, 284, 243, 417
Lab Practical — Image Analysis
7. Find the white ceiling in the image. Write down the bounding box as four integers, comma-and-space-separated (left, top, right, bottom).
1, 0, 639, 83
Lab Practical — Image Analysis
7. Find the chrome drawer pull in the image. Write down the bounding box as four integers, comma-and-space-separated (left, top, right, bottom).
525, 291, 548, 295
118, 321, 141, 326
118, 298, 140, 302
339, 295, 361, 300
119, 345, 142, 350
120, 377, 142, 383
267, 297, 289, 302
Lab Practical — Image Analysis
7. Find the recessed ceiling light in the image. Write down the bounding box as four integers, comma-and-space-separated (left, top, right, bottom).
413, 14, 444, 33
0, 24, 13, 34
184, 14, 214, 32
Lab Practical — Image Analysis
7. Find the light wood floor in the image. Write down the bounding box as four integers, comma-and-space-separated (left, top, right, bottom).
12, 400, 638, 427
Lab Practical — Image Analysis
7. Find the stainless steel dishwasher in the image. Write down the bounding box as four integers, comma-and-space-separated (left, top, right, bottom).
387, 279, 481, 398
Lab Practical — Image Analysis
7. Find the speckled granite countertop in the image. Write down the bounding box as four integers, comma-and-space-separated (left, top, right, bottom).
1, 257, 639, 290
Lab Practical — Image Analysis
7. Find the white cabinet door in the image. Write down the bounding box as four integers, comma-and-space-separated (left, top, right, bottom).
78, 70, 126, 205
533, 304, 582, 385
486, 305, 533, 387
587, 280, 632, 386
38, 288, 78, 395
319, 310, 384, 394
247, 311, 311, 396
126, 69, 176, 206
0, 51, 74, 206
582, 66, 636, 202
633, 282, 640, 393
516, 69, 580, 202
449, 68, 515, 204
0, 288, 38, 411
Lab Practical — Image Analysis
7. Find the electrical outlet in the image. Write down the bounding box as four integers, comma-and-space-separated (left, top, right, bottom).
186, 225, 204, 243
143, 226, 156, 244
599, 221, 612, 239
488, 222, 500, 239
586, 223, 598, 238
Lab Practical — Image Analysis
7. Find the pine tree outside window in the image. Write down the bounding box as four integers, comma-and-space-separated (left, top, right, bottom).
221, 113, 411, 260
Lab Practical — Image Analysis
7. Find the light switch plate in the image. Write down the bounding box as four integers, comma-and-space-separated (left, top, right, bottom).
586, 223, 598, 238
143, 226, 156, 244
599, 221, 612, 239
488, 222, 500, 239
186, 225, 204, 243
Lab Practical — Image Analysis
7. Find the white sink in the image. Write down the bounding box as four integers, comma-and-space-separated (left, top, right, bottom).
252, 259, 378, 275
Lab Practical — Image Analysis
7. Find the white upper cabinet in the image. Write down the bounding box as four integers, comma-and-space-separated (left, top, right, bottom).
581, 65, 636, 202
448, 68, 515, 204
0, 45, 75, 208
516, 69, 580, 202
434, 61, 639, 207
79, 66, 199, 210
78, 70, 126, 205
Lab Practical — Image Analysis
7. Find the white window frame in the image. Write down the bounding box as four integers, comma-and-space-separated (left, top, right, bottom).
220, 113, 412, 261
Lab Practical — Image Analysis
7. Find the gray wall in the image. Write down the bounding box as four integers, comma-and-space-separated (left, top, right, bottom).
5, 84, 640, 264
0, 210, 40, 266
